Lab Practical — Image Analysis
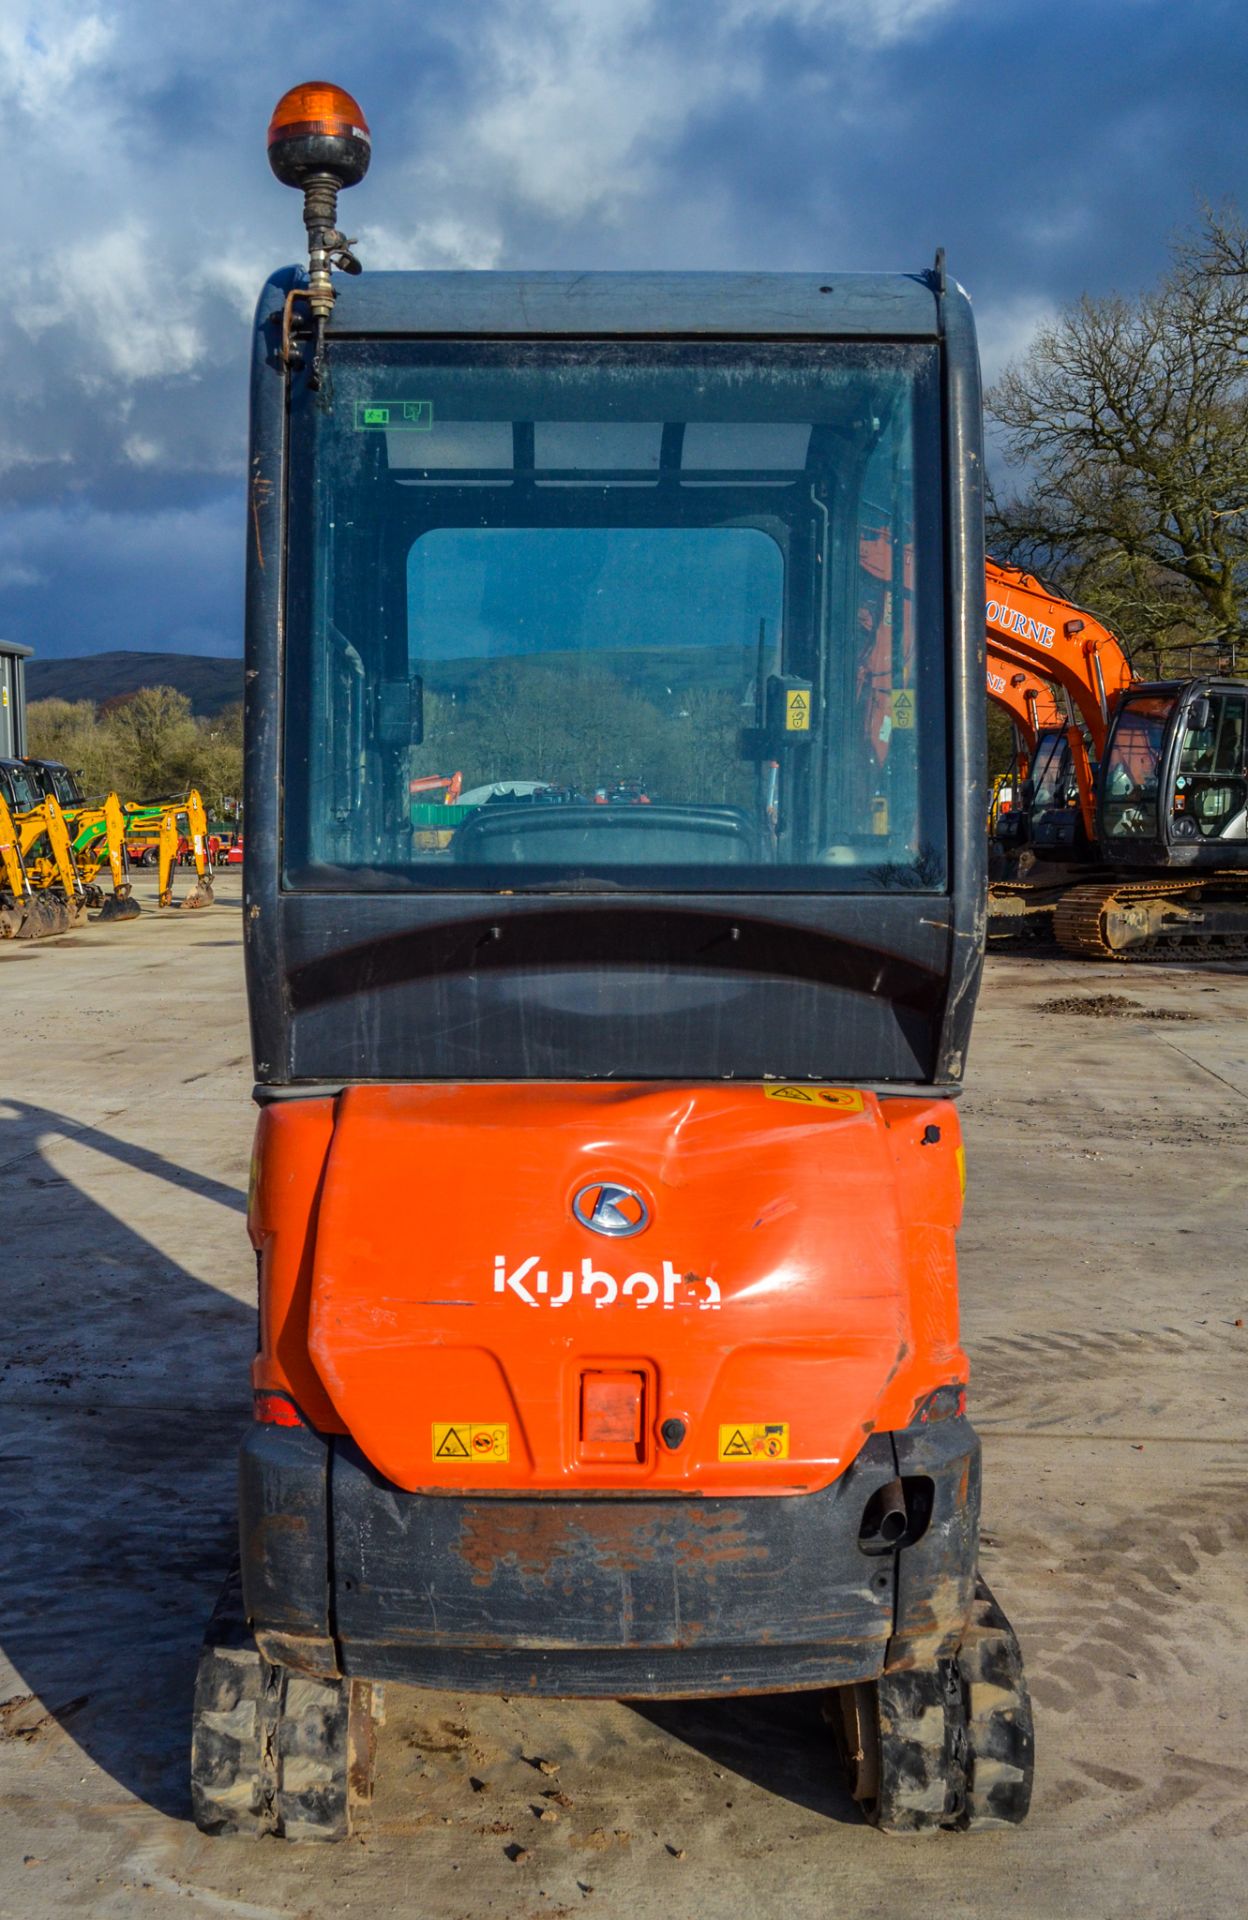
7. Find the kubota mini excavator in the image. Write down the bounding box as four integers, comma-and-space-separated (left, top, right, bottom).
189, 84, 1035, 1842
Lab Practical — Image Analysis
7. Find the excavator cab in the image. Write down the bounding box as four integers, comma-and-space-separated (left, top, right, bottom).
190, 85, 1033, 1846
25, 757, 87, 809
1100, 681, 1248, 864
0, 757, 45, 817
1020, 726, 1096, 857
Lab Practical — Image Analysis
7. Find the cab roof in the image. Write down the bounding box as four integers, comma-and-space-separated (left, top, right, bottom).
296, 269, 946, 340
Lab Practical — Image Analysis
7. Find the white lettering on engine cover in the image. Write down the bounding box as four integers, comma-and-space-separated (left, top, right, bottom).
493, 1255, 721, 1311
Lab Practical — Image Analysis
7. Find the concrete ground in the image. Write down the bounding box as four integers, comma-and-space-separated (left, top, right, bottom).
2, 872, 1245, 1919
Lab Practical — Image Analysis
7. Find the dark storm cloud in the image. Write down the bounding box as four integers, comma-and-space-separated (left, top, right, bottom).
2, 0, 1246, 661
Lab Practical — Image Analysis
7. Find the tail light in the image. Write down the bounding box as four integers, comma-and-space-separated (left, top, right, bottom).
253, 1390, 305, 1428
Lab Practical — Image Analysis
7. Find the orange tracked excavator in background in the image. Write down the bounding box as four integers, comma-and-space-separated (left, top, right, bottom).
981, 565, 1248, 958
984, 561, 1135, 858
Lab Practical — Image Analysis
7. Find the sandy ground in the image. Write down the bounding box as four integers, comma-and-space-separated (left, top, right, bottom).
2, 871, 1246, 1919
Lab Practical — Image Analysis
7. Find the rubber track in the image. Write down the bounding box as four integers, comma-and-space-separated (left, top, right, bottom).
190, 1562, 378, 1841
1054, 874, 1248, 961
957, 1578, 1035, 1828
869, 1576, 1034, 1833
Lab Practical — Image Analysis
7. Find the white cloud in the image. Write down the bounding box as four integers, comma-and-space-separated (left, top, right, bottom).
0, 7, 115, 117
16, 223, 203, 381
976, 293, 1058, 387
452, 0, 956, 224
724, 1, 956, 48
0, 559, 45, 588
356, 218, 505, 272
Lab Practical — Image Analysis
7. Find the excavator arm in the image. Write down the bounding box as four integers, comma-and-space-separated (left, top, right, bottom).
986, 646, 1067, 761
985, 560, 1136, 844
0, 794, 28, 907
156, 788, 215, 909
16, 796, 87, 924
100, 793, 139, 915
56, 795, 142, 922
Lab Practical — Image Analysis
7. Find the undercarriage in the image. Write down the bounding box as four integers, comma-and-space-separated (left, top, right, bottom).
191, 1412, 1034, 1839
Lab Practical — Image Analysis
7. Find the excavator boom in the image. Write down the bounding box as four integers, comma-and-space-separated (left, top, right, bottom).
985, 560, 1134, 754
986, 645, 1066, 757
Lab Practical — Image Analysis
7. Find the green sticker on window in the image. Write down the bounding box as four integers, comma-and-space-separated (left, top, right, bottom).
354, 401, 433, 431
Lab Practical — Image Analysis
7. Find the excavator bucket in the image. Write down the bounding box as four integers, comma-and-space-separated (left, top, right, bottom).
95, 887, 142, 923
16, 892, 74, 939
179, 872, 215, 910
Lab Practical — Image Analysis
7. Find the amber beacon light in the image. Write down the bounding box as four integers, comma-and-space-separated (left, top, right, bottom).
268, 82, 371, 378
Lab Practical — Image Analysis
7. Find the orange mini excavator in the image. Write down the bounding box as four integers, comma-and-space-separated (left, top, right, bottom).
190, 85, 1034, 1841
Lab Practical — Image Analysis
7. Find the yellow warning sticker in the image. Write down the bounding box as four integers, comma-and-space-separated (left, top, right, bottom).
784, 688, 811, 732
432, 1422, 510, 1463
764, 1085, 865, 1112
889, 688, 916, 730
719, 1423, 790, 1461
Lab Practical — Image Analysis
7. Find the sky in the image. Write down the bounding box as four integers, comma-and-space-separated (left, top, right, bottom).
3, 0, 1247, 662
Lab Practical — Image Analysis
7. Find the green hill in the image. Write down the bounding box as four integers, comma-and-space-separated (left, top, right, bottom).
27, 652, 243, 718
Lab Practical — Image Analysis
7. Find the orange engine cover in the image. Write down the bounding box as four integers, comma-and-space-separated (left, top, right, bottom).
250, 1083, 968, 1496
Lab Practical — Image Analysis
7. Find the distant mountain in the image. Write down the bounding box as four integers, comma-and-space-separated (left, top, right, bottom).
26, 651, 243, 718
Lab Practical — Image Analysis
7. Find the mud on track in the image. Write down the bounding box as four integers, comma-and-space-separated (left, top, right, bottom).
2, 884, 1246, 1918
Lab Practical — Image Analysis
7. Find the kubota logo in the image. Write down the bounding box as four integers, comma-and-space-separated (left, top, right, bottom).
493, 1254, 720, 1311
572, 1181, 649, 1238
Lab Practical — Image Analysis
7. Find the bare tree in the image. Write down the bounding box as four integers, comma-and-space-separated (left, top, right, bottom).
987, 209, 1248, 668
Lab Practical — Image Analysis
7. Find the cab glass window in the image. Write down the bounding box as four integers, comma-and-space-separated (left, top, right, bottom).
283, 341, 945, 892
1101, 695, 1175, 840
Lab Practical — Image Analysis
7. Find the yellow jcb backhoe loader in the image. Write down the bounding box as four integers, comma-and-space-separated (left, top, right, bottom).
54, 793, 141, 922
136, 790, 215, 909
0, 793, 77, 939
16, 793, 92, 930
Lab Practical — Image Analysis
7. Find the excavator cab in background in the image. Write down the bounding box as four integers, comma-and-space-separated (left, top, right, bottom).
1013, 725, 1094, 858
1099, 681, 1248, 859
24, 756, 86, 810
189, 84, 1034, 1845
1054, 679, 1248, 957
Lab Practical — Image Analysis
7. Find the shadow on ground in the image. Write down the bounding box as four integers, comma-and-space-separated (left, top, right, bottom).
632, 1691, 859, 1823
0, 1098, 250, 1820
